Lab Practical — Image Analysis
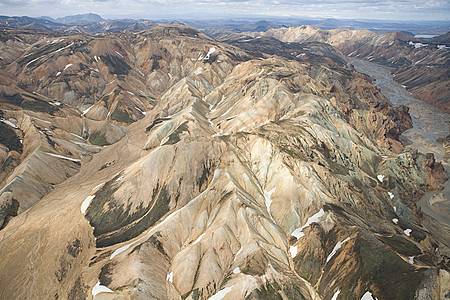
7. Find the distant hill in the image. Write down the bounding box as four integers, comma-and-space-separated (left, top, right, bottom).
431, 31, 450, 45
0, 16, 64, 31
56, 13, 104, 25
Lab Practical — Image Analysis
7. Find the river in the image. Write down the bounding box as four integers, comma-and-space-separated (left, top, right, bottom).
349, 58, 450, 226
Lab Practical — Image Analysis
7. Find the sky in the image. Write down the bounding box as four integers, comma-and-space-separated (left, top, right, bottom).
0, 0, 449, 21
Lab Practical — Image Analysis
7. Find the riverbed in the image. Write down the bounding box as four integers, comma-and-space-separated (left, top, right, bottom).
350, 58, 450, 226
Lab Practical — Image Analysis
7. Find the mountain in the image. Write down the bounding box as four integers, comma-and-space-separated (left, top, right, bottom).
242, 26, 450, 114
0, 15, 66, 31
0, 24, 448, 299
56, 13, 105, 25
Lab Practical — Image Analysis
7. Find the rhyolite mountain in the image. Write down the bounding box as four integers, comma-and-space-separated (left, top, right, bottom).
233, 25, 449, 114
0, 23, 448, 300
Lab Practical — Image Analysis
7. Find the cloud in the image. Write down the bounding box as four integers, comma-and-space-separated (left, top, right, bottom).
1, 0, 449, 20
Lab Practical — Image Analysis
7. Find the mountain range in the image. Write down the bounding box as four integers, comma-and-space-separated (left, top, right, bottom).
0, 19, 449, 300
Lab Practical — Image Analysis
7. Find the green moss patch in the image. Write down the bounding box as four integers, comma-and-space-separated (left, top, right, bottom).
88, 131, 109, 146
100, 54, 131, 75
377, 235, 422, 256
164, 121, 189, 145
86, 177, 172, 247
110, 108, 132, 123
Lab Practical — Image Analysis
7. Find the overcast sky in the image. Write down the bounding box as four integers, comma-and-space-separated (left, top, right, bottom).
1, 0, 449, 21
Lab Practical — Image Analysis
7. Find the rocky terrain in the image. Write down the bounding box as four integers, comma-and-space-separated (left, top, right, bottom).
237, 25, 449, 114
0, 24, 449, 300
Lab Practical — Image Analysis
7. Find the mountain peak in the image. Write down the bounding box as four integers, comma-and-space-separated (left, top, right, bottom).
56, 13, 104, 25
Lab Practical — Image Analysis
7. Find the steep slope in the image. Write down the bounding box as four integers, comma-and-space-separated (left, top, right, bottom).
248, 26, 450, 113
0, 25, 448, 300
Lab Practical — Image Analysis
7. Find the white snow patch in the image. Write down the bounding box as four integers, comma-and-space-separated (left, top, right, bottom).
409, 256, 414, 264
233, 267, 241, 274
166, 272, 174, 283
64, 63, 72, 70
1, 118, 18, 128
115, 51, 123, 57
408, 41, 426, 48
135, 106, 146, 115
388, 192, 394, 199
291, 209, 325, 239
56, 71, 61, 76
361, 291, 377, 300
53, 42, 74, 54
204, 47, 216, 60
81, 195, 95, 214
82, 104, 95, 116
377, 175, 385, 182
127, 91, 135, 95
327, 237, 351, 262
111, 240, 139, 259
264, 188, 276, 220
193, 233, 205, 245
25, 55, 46, 67
45, 152, 81, 162
404, 229, 412, 236
331, 290, 341, 300
437, 44, 449, 50
289, 245, 298, 258
92, 281, 113, 297
70, 132, 84, 140
94, 55, 98, 62
208, 286, 233, 300
393, 206, 397, 212
392, 218, 398, 224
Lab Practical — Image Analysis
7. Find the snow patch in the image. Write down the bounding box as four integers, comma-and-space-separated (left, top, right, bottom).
81, 195, 95, 214
82, 104, 95, 116
45, 152, 81, 162
64, 63, 72, 70
392, 218, 398, 224
70, 132, 84, 140
331, 290, 341, 300
233, 267, 240, 274
208, 286, 233, 300
135, 106, 146, 115
291, 209, 325, 239
92, 281, 113, 297
408, 41, 426, 48
289, 245, 298, 258
264, 188, 276, 221
388, 192, 394, 199
361, 291, 377, 300
377, 175, 385, 182
393, 206, 397, 212
166, 272, 173, 283
327, 237, 351, 262
111, 240, 139, 259
404, 229, 412, 236
437, 44, 449, 50
1, 118, 18, 128
193, 233, 205, 245
409, 256, 414, 264
204, 47, 216, 60
56, 72, 61, 76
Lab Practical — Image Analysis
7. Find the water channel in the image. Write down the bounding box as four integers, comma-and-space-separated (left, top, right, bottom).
350, 58, 450, 226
